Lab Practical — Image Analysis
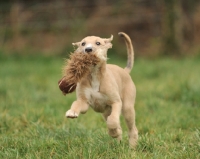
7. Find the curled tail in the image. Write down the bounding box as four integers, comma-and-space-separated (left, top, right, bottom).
118, 32, 134, 74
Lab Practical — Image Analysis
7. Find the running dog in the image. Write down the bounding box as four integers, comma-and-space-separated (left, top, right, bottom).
64, 32, 138, 147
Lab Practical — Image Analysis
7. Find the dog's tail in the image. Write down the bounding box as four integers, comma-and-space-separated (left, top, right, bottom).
118, 32, 134, 74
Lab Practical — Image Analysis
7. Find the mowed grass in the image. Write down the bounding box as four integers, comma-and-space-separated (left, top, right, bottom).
0, 53, 200, 158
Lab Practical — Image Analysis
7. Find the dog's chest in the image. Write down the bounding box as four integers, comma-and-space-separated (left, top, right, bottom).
84, 71, 107, 112
91, 71, 99, 92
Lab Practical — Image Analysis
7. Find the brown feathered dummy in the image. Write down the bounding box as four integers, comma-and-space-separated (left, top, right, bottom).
58, 52, 100, 95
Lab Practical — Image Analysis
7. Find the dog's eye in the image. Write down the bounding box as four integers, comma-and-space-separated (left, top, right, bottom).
82, 42, 85, 46
96, 42, 101, 45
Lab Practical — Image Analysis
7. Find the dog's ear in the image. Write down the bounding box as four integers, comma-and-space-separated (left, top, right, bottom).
72, 42, 81, 47
104, 35, 113, 49
72, 42, 81, 52
104, 35, 113, 43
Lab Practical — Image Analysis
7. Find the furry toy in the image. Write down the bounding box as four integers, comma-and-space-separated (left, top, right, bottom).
58, 52, 100, 95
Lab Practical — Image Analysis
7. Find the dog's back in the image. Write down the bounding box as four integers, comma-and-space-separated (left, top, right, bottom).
105, 64, 136, 101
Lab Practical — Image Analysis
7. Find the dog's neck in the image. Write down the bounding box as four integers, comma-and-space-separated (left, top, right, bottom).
89, 61, 106, 91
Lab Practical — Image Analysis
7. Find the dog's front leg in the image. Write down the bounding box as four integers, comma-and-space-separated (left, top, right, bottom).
106, 101, 122, 140
66, 100, 89, 118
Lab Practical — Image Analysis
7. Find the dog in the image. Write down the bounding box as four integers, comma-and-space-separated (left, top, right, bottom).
65, 32, 138, 147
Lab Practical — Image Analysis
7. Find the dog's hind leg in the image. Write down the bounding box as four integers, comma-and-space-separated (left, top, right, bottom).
122, 97, 138, 148
103, 103, 122, 141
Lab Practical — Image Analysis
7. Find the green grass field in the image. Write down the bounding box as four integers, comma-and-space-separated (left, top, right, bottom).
0, 53, 200, 158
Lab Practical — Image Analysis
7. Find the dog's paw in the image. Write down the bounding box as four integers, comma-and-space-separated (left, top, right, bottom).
66, 110, 79, 118
108, 128, 122, 139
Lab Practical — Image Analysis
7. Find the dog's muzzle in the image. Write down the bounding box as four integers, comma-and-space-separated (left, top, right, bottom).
85, 47, 92, 53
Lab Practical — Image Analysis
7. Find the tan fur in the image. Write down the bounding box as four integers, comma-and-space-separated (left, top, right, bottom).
65, 32, 138, 148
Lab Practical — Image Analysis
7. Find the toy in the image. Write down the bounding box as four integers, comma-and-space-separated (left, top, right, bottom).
58, 52, 100, 95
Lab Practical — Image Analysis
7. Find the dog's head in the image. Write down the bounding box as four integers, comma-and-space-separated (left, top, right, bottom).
72, 35, 113, 61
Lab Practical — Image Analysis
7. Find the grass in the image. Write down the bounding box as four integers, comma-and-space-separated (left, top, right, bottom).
0, 53, 200, 158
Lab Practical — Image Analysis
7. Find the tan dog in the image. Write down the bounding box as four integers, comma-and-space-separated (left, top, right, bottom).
65, 32, 138, 147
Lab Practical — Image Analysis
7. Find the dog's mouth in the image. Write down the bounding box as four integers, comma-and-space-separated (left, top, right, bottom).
58, 52, 101, 95
63, 52, 100, 83
82, 47, 107, 61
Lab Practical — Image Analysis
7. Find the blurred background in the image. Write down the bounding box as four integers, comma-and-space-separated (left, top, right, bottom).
1, 0, 200, 57
1, 1, 200, 157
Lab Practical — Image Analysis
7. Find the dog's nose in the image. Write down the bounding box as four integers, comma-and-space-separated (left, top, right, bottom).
85, 47, 92, 53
